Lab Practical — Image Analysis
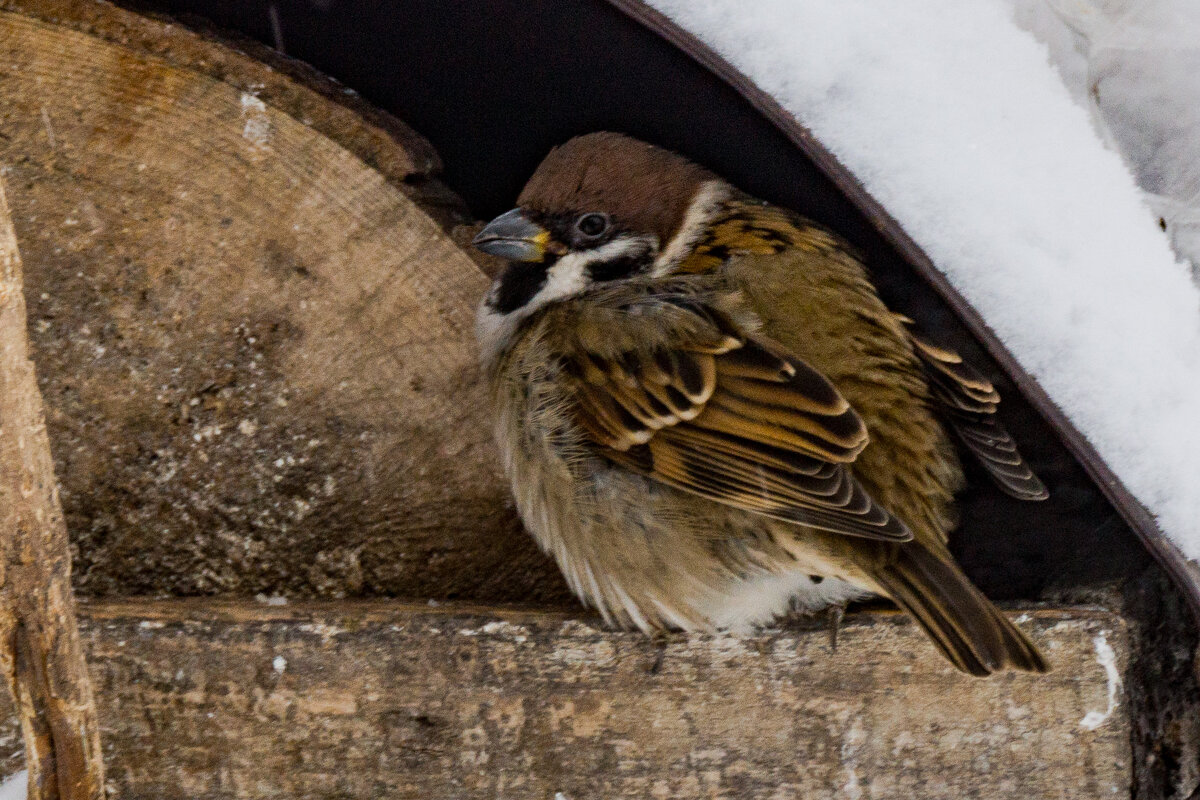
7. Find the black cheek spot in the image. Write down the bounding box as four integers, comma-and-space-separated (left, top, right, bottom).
588, 255, 646, 282
494, 260, 550, 314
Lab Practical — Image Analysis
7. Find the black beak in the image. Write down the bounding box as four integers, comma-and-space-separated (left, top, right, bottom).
472, 209, 550, 262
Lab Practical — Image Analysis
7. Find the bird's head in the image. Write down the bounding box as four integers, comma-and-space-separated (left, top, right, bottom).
474, 133, 731, 358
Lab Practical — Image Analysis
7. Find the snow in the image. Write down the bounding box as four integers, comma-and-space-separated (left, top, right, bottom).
1080, 632, 1121, 730
0, 771, 26, 800
1004, 0, 1200, 277
648, 0, 1200, 558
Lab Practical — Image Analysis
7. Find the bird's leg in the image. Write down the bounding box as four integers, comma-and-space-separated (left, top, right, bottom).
643, 633, 691, 676
826, 603, 846, 652
647, 630, 685, 674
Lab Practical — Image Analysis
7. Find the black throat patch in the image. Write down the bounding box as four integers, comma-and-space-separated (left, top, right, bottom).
493, 259, 552, 314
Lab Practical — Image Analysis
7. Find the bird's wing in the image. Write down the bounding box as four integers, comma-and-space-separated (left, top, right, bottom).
558, 294, 912, 542
901, 323, 1048, 501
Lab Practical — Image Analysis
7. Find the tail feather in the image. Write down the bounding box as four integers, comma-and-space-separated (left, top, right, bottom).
872, 543, 1048, 676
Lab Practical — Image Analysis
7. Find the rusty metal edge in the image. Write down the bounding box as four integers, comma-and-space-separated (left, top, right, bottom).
604, 0, 1200, 625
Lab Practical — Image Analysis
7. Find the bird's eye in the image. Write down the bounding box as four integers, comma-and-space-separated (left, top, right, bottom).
575, 213, 610, 238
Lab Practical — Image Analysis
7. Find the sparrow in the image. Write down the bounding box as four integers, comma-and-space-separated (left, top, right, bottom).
473, 132, 1048, 676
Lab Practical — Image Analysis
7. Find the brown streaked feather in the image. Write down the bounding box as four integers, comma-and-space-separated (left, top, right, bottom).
675, 199, 849, 274
904, 324, 1049, 501
607, 438, 906, 540
559, 294, 911, 542
870, 542, 1049, 675
694, 398, 865, 463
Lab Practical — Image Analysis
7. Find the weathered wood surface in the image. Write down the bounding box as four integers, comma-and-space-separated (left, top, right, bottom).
0, 170, 105, 795
0, 0, 565, 602
0, 601, 1130, 799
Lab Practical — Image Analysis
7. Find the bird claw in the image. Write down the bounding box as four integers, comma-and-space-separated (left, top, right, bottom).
647, 631, 676, 674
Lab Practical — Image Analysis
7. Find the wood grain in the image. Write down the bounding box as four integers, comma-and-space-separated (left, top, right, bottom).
0, 0, 568, 603
0, 173, 104, 798
0, 600, 1134, 799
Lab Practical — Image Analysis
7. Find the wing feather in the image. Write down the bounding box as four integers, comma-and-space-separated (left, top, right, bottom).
903, 324, 1048, 501
562, 299, 912, 542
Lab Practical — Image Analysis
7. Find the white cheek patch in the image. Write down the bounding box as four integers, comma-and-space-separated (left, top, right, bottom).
653, 179, 729, 276
476, 234, 657, 366
527, 235, 655, 308
532, 254, 591, 307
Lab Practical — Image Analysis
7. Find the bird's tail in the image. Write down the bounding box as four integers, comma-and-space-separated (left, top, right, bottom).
870, 542, 1048, 676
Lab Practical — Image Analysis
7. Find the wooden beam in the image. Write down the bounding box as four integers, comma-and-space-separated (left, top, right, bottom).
0, 177, 104, 797
0, 600, 1132, 799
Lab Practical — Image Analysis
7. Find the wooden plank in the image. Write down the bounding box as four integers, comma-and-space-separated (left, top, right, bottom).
0, 601, 1132, 799
0, 172, 104, 795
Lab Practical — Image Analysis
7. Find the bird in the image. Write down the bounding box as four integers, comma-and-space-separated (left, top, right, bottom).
473, 132, 1048, 676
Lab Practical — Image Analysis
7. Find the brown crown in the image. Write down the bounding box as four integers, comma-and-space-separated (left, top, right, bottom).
517, 132, 715, 246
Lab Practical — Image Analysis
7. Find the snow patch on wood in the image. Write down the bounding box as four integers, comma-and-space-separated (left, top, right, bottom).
1081, 632, 1122, 731
240, 92, 272, 157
